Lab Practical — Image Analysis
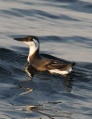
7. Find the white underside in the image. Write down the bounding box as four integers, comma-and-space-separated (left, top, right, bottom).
49, 66, 72, 75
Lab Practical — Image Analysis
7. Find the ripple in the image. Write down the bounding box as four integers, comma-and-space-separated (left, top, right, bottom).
0, 48, 26, 65
61, 1, 92, 14
48, 0, 78, 2
0, 9, 23, 17
0, 0, 92, 118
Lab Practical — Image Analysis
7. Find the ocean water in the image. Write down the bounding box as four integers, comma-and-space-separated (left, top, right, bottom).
0, 0, 92, 119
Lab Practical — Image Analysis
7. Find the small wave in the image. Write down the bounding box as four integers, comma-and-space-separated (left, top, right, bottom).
0, 48, 27, 79
85, 4, 92, 9
0, 48, 26, 65
0, 66, 12, 76
48, 0, 77, 2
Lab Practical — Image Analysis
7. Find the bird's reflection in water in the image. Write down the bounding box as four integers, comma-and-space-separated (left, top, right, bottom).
15, 71, 73, 119
22, 101, 72, 119
17, 63, 73, 96
15, 63, 92, 119
18, 63, 91, 96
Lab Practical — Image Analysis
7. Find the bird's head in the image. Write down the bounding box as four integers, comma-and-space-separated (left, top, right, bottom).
14, 36, 40, 62
14, 36, 39, 48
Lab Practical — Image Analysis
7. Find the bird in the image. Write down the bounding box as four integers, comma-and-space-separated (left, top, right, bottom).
14, 36, 75, 78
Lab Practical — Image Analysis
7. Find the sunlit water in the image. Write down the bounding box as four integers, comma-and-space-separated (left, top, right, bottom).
0, 0, 92, 119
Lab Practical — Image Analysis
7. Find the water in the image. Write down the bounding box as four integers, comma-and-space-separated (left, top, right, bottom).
0, 0, 92, 119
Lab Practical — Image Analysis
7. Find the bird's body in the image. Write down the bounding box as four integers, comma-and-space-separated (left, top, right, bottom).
14, 36, 75, 78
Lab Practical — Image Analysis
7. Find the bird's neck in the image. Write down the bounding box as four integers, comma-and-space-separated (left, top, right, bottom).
27, 46, 41, 62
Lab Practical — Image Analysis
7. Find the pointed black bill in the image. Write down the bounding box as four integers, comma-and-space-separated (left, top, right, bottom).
13, 38, 24, 41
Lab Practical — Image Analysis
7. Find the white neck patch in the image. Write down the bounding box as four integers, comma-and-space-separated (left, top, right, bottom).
24, 39, 39, 62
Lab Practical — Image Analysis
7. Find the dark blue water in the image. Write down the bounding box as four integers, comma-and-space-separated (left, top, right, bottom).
0, 0, 92, 119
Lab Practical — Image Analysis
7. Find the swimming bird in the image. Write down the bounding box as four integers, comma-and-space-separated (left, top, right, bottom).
14, 36, 75, 78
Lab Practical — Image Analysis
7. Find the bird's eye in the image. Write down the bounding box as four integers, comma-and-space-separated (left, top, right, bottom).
29, 37, 33, 41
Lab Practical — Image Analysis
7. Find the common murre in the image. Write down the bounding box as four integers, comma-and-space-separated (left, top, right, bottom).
14, 36, 75, 78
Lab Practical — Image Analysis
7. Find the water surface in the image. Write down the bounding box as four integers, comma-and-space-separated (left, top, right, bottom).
0, 0, 92, 119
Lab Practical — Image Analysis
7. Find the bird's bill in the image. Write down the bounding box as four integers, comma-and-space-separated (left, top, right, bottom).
13, 38, 24, 41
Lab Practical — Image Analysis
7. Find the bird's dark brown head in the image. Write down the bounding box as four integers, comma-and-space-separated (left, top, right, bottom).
14, 35, 40, 56
14, 36, 39, 42
14, 35, 40, 62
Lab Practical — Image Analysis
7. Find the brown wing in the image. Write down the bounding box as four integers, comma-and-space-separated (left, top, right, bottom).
31, 59, 73, 71
45, 59, 68, 69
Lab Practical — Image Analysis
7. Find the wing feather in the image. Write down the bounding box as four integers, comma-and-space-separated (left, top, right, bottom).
45, 60, 67, 69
